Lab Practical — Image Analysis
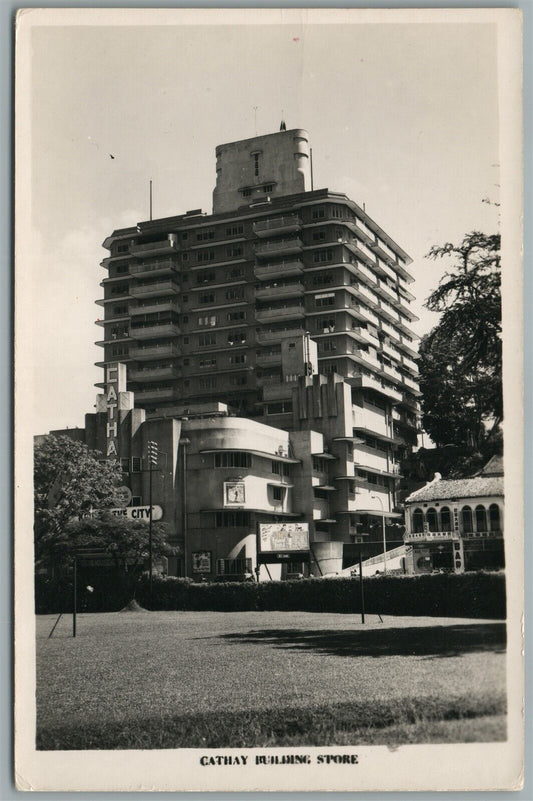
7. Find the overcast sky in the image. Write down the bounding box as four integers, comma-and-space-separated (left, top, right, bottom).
28, 17, 500, 434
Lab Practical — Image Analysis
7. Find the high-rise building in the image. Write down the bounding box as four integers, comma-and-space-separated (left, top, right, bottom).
89, 126, 422, 576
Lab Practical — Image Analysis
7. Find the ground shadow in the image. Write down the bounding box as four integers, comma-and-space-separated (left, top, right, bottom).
213, 623, 506, 659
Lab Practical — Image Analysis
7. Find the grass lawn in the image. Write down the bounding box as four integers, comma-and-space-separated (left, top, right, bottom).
36, 611, 506, 750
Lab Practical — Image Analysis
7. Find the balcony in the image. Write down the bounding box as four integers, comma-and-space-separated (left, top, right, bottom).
376, 259, 398, 283
134, 386, 181, 403
255, 238, 303, 258
402, 355, 419, 373
256, 328, 304, 344
254, 215, 301, 237
130, 235, 178, 257
347, 374, 403, 403
128, 366, 180, 382
130, 322, 180, 339
381, 340, 400, 360
255, 352, 282, 366
377, 302, 401, 325
353, 283, 379, 307
129, 259, 179, 278
370, 238, 397, 266
401, 373, 420, 392
378, 281, 400, 304
130, 342, 180, 360
254, 260, 304, 281
255, 282, 304, 301
351, 349, 381, 370
352, 240, 377, 264
351, 303, 380, 327
380, 363, 403, 382
352, 260, 378, 286
129, 280, 180, 299
130, 300, 180, 317
255, 305, 305, 323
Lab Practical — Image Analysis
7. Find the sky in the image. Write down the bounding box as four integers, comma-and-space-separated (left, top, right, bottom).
27, 17, 501, 434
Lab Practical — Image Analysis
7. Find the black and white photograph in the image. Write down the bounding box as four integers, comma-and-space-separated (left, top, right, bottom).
14, 8, 523, 792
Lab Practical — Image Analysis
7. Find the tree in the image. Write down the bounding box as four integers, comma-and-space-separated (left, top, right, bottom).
34, 435, 123, 564
60, 513, 175, 604
419, 231, 502, 450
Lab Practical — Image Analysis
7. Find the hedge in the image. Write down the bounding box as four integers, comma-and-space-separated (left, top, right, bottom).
36, 571, 506, 619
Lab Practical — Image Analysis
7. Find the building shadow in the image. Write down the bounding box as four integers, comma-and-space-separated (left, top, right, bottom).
215, 623, 506, 659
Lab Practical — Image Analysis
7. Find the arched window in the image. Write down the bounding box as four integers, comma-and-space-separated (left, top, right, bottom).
462, 505, 473, 533
440, 506, 451, 531
475, 505, 487, 532
426, 507, 438, 532
412, 508, 424, 533
489, 504, 501, 532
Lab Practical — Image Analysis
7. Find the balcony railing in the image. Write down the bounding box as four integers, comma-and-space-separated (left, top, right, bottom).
256, 305, 305, 323
255, 238, 303, 258
128, 366, 180, 381
256, 328, 305, 344
254, 260, 304, 280
253, 215, 301, 237
130, 259, 179, 277
255, 282, 304, 301
255, 352, 282, 365
130, 322, 180, 339
130, 343, 180, 360
130, 280, 180, 298
134, 387, 180, 402
130, 235, 178, 256
130, 300, 180, 317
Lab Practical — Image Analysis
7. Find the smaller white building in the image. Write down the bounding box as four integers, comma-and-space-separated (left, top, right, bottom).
403, 456, 504, 574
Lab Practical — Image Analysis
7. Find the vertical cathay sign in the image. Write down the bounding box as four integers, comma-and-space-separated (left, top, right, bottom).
96, 362, 132, 461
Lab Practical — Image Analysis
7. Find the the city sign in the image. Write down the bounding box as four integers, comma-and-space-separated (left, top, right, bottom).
109, 505, 163, 521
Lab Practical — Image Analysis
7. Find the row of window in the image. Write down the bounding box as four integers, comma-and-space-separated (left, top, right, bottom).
411, 505, 501, 534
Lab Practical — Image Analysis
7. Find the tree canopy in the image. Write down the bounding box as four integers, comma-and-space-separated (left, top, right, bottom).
34, 435, 123, 563
418, 231, 502, 450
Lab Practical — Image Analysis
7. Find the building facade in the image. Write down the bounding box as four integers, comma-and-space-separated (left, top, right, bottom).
49, 126, 422, 578
403, 456, 504, 574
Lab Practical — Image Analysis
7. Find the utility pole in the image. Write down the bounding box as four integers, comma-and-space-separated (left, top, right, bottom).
147, 440, 158, 600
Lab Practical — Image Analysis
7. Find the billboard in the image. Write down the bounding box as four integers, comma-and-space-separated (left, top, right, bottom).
192, 551, 212, 574
224, 481, 245, 506
258, 522, 310, 554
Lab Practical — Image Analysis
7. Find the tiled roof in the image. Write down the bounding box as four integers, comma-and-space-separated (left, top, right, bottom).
477, 454, 504, 476
405, 475, 504, 503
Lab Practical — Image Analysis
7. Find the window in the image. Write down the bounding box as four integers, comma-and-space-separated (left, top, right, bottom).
312, 457, 327, 473
215, 511, 251, 527
227, 330, 246, 344
120, 458, 130, 473
225, 286, 245, 301
272, 486, 284, 502
230, 375, 247, 386
183, 358, 190, 366
199, 376, 217, 389
241, 189, 251, 198
312, 230, 326, 241
183, 336, 189, 344
113, 304, 128, 315
272, 461, 290, 477
196, 230, 215, 241
226, 245, 243, 258
181, 232, 188, 241
197, 250, 215, 263
115, 262, 129, 274
131, 457, 142, 473
312, 207, 325, 220
489, 504, 501, 532
313, 250, 333, 264
440, 506, 451, 531
322, 363, 337, 374
331, 206, 343, 219
315, 292, 335, 307
227, 310, 246, 322
426, 508, 438, 532
196, 271, 215, 284
182, 253, 189, 262
131, 495, 142, 506
320, 340, 337, 353
226, 224, 244, 237
312, 273, 333, 286
227, 266, 245, 279
116, 243, 129, 253
252, 152, 260, 176
111, 345, 129, 356
317, 317, 336, 332
266, 400, 292, 414
110, 283, 128, 295
475, 505, 487, 532
214, 452, 251, 468
199, 293, 215, 304
182, 295, 189, 302
263, 184, 273, 193
229, 353, 246, 364
199, 333, 216, 347
462, 506, 473, 533
199, 357, 216, 369
198, 315, 217, 327
412, 508, 424, 533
